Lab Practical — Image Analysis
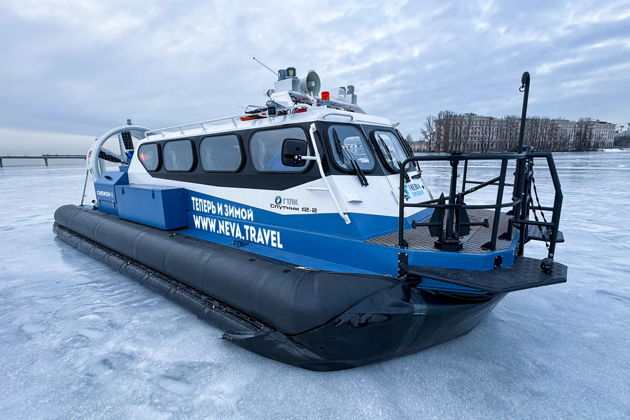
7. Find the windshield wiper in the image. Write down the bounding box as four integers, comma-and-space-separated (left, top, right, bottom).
376, 134, 410, 183
344, 147, 369, 186
333, 128, 368, 186
349, 158, 369, 186
332, 128, 345, 164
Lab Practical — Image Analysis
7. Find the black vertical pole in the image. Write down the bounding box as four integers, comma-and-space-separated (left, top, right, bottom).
461, 160, 468, 193
398, 161, 406, 248
517, 72, 530, 151
490, 159, 508, 251
546, 155, 563, 259
445, 158, 458, 241
518, 72, 531, 255
509, 72, 531, 242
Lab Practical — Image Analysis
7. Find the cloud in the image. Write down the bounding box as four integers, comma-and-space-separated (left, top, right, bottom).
0, 0, 629, 152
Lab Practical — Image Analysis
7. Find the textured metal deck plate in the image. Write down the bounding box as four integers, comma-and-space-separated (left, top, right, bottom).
366, 210, 514, 254
401, 256, 568, 293
527, 225, 565, 243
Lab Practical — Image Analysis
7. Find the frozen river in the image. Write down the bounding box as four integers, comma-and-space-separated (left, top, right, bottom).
0, 151, 629, 419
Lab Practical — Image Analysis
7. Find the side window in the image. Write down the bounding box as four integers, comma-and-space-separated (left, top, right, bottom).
327, 125, 375, 171
163, 140, 194, 172
373, 130, 410, 171
137, 143, 160, 171
250, 127, 307, 172
200, 135, 242, 172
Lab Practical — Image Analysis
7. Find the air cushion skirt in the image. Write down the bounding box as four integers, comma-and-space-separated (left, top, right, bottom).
53, 205, 504, 370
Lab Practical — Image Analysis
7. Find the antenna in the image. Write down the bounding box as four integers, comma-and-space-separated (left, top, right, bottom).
252, 57, 277, 77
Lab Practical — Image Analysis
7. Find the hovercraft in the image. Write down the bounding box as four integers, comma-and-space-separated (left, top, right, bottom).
54, 69, 567, 370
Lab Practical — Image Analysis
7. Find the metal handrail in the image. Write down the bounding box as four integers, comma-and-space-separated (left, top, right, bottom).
321, 112, 354, 121
320, 111, 394, 127
308, 123, 351, 224
397, 150, 563, 259
145, 115, 243, 139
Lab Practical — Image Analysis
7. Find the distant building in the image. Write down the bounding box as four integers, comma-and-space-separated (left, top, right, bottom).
555, 119, 616, 148
427, 113, 616, 152
408, 140, 429, 152
553, 119, 577, 147
591, 120, 616, 148
457, 114, 502, 152
614, 123, 630, 148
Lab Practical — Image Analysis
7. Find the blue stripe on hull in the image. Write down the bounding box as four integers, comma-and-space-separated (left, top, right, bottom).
179, 190, 519, 283
188, 190, 428, 240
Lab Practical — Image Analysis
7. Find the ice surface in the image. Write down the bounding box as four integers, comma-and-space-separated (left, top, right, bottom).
0, 153, 629, 419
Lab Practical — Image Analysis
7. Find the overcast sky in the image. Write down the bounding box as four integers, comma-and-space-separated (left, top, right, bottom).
1, 0, 629, 154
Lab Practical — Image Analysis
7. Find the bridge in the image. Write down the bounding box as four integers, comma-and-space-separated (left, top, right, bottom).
0, 154, 85, 167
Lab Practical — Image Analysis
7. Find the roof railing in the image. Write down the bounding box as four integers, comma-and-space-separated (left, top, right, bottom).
144, 107, 392, 140
145, 114, 243, 139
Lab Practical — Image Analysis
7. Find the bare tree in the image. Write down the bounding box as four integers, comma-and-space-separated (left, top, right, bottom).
421, 115, 436, 150
574, 118, 594, 151
435, 110, 455, 152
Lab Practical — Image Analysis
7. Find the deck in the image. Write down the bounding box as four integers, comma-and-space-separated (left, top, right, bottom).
366, 209, 514, 254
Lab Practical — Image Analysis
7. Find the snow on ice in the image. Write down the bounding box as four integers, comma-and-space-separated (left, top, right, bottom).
0, 152, 629, 419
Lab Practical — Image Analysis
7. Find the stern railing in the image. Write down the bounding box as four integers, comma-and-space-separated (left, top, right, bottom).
397, 149, 563, 268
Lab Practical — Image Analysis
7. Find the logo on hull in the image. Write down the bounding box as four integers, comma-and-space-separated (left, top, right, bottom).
403, 183, 425, 201
96, 190, 113, 198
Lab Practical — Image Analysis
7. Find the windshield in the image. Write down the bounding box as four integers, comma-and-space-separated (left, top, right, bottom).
326, 124, 375, 171
373, 130, 410, 170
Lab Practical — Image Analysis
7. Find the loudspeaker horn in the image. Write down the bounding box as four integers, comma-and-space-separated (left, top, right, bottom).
299, 70, 321, 97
